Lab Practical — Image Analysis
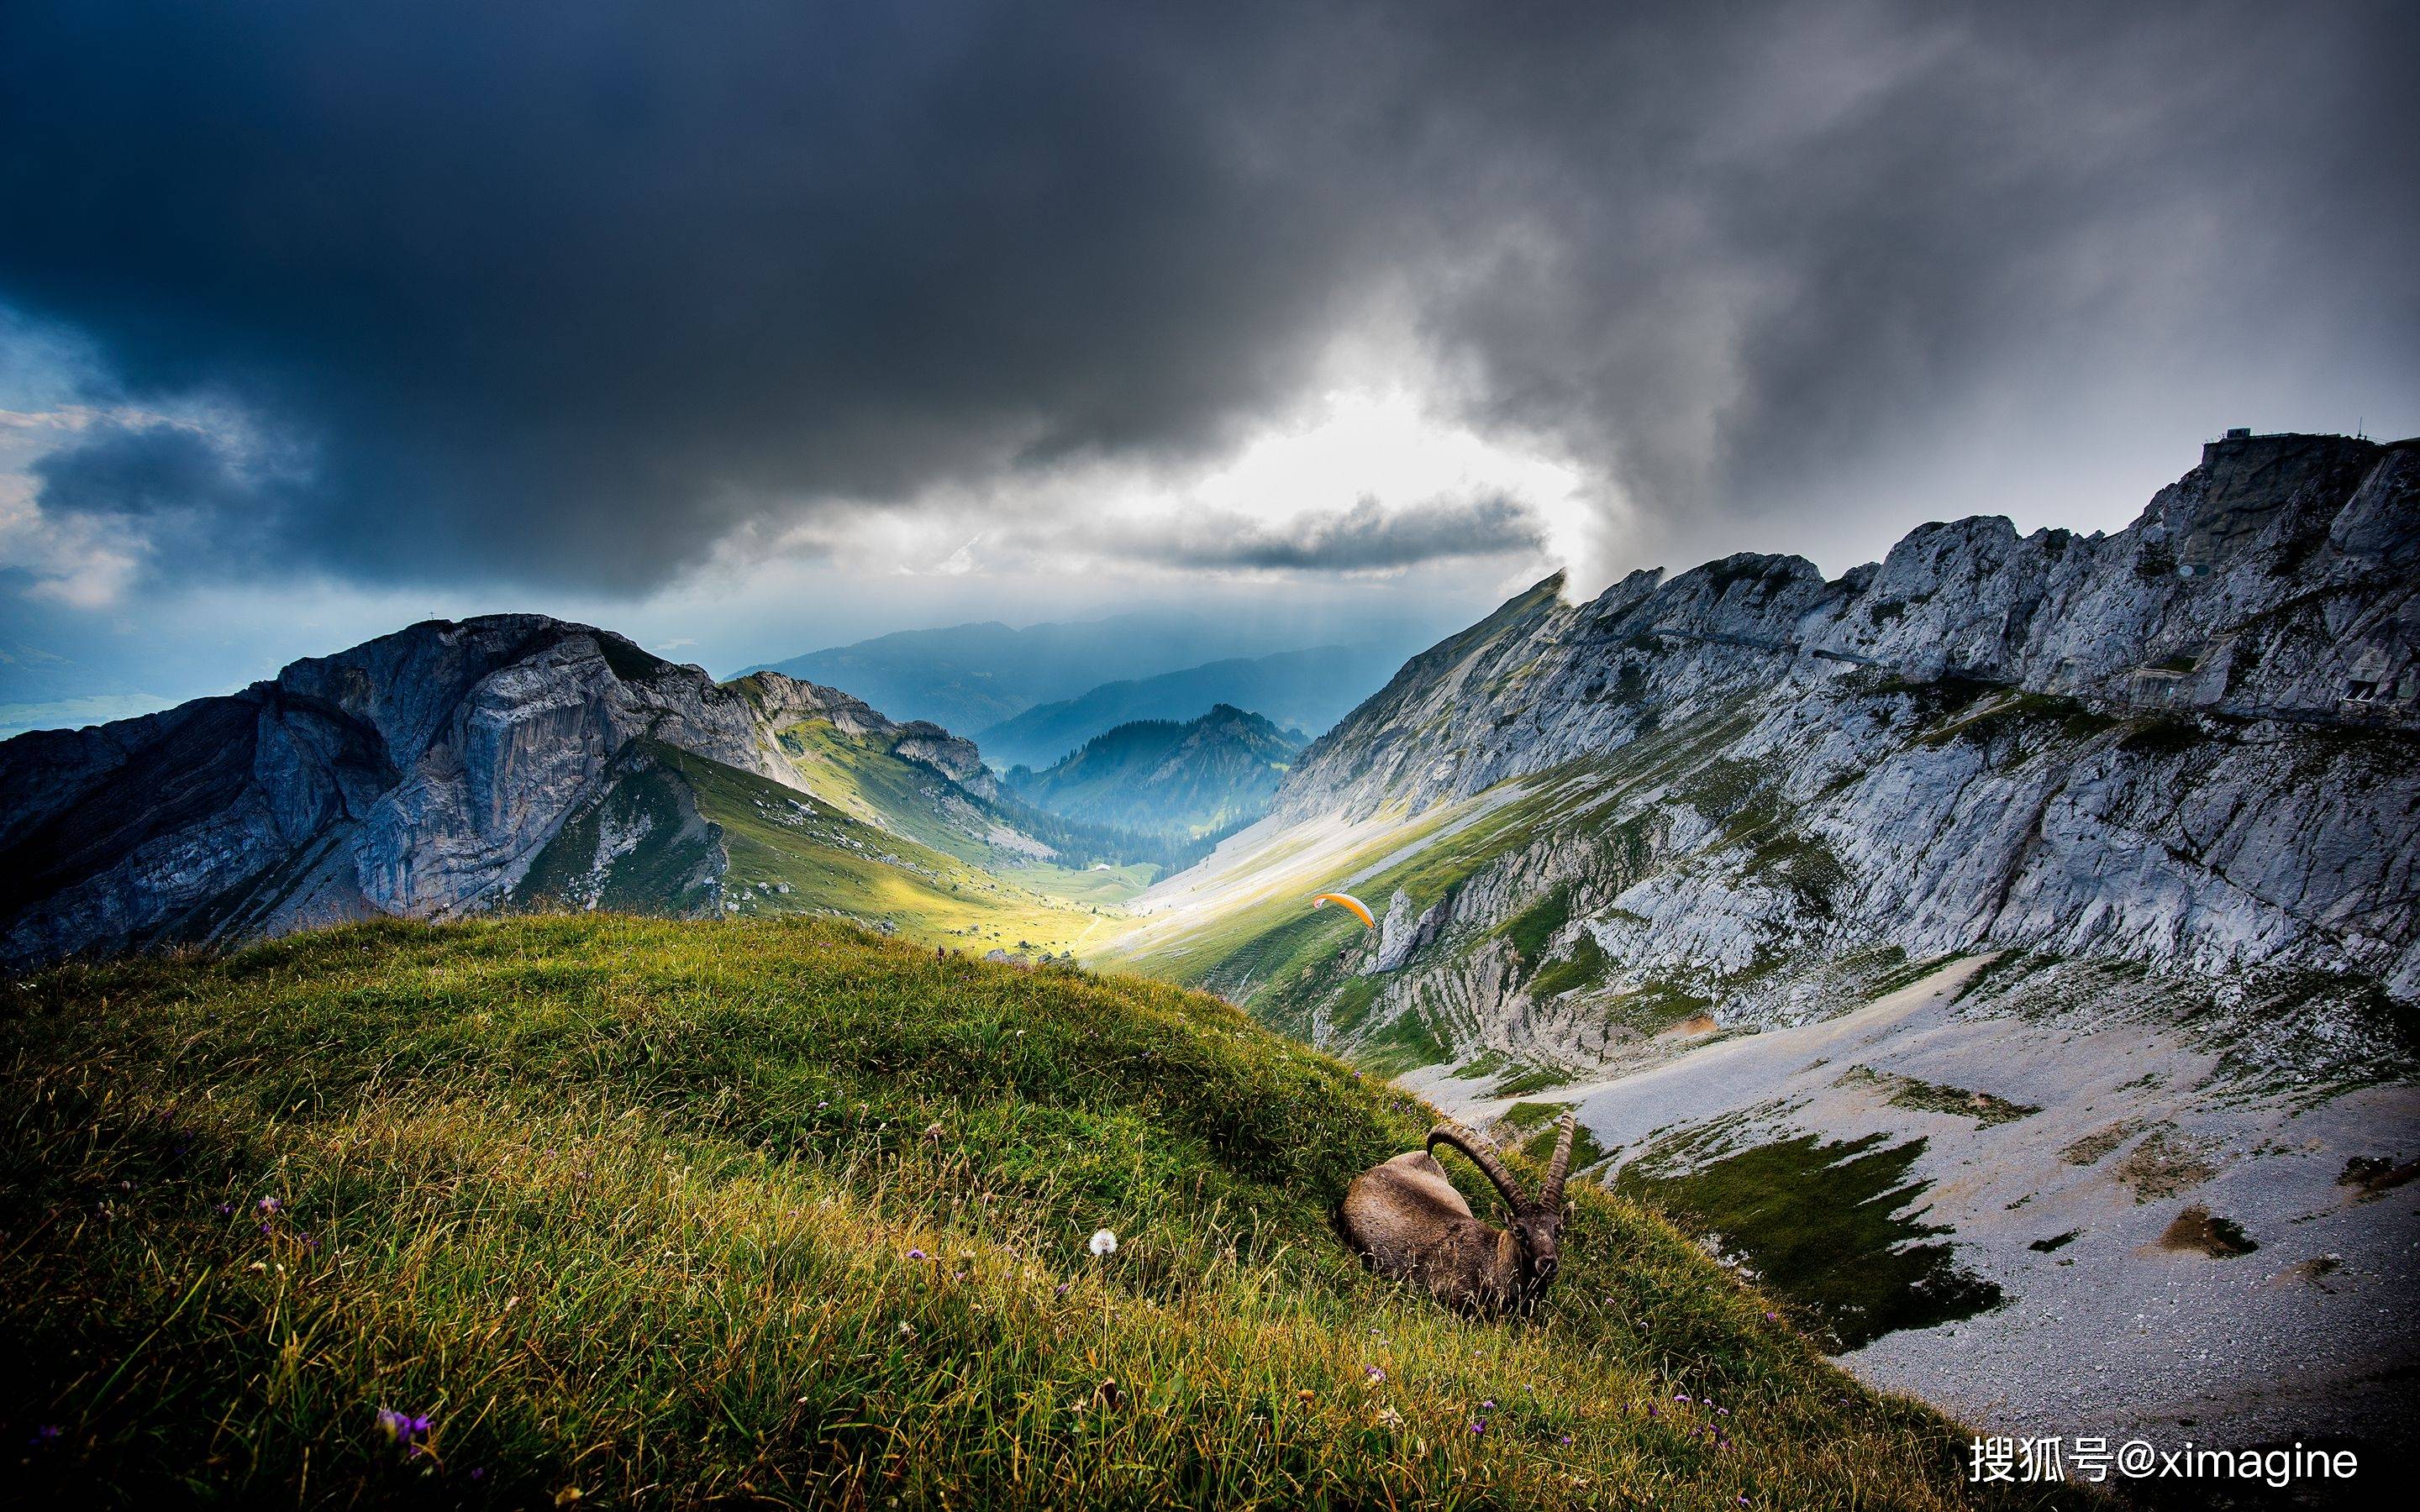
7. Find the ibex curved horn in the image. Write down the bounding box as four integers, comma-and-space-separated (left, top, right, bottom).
1348, 1116, 1580, 1313
1542, 1112, 1577, 1210
1427, 1123, 1532, 1213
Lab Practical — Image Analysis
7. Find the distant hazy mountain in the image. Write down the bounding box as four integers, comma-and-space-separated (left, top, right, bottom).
0, 638, 170, 740
972, 643, 1402, 770
735, 613, 1312, 735
1006, 705, 1303, 839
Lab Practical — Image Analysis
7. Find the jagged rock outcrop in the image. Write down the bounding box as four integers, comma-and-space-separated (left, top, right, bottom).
1109, 433, 2420, 1456
1367, 889, 1449, 974
1264, 433, 2419, 1030
1286, 433, 2417, 826
1115, 433, 2412, 1097
0, 617, 1007, 969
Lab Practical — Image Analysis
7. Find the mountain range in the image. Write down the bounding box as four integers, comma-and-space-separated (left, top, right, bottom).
1106, 429, 2420, 1451
735, 612, 1313, 735
0, 621, 1153, 969
4, 429, 2417, 1455
972, 644, 1401, 770
1004, 705, 1303, 840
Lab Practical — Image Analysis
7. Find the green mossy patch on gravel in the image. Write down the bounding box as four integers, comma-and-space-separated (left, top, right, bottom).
1614, 1127, 2005, 1352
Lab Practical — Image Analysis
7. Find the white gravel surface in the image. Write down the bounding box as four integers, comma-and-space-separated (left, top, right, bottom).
1415, 957, 2420, 1455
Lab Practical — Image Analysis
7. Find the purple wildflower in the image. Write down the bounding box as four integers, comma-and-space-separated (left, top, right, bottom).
31, 1425, 61, 1446
376, 1406, 433, 1457
216, 1203, 232, 1215
471, 1468, 485, 1481
1559, 1434, 1572, 1446
1480, 1399, 1495, 1410
258, 1196, 281, 1212
1675, 1393, 1690, 1403
907, 1248, 926, 1261
1469, 1420, 1486, 1436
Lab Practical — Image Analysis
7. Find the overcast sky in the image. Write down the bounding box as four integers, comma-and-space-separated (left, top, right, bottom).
2, 0, 2413, 723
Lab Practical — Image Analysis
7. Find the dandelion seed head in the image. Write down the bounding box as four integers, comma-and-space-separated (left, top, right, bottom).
1088, 1228, 1118, 1257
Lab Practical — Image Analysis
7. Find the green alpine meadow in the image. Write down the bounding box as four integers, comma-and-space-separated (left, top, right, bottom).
3, 916, 2075, 1509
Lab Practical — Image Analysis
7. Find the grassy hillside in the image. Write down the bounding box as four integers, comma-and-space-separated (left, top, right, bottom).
0, 916, 2069, 1509
762, 717, 1024, 870
511, 740, 1128, 958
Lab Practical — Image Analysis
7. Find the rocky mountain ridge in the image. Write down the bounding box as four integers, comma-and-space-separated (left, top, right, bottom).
0, 617, 1021, 969
1265, 431, 2417, 1007
1107, 432, 2420, 1451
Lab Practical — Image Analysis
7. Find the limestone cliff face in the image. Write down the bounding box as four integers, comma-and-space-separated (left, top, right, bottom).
0, 617, 997, 969
1249, 434, 2418, 1070
1286, 433, 2416, 824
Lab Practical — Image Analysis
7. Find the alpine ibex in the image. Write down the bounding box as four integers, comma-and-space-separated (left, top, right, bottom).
1338, 1113, 1576, 1313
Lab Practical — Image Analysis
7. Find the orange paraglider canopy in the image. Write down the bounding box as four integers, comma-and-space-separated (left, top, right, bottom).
1310, 891, 1377, 929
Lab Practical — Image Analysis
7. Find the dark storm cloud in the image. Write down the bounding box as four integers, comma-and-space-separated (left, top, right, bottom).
1, 0, 2412, 591
1118, 495, 1544, 573
31, 419, 295, 574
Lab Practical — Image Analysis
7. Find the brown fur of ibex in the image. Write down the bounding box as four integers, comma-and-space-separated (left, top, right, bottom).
1337, 1112, 1576, 1314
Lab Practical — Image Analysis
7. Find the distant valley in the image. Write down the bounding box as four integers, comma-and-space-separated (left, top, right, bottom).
737, 611, 1388, 737
974, 644, 1400, 770
1004, 705, 1303, 842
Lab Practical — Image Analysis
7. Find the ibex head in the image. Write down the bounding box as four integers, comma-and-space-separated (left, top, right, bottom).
1428, 1114, 1577, 1305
